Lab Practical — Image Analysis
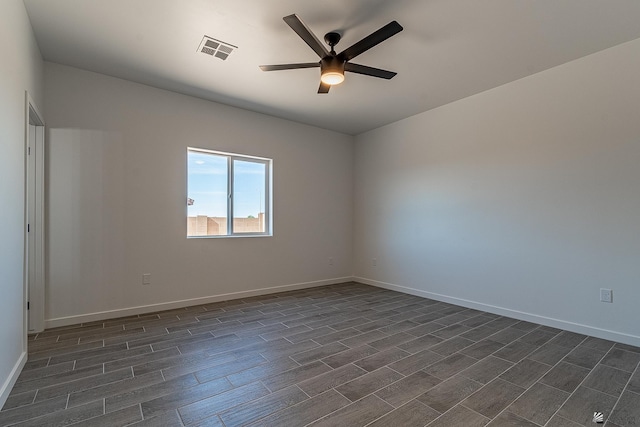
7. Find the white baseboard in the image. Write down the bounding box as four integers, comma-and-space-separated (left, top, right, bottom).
45, 277, 355, 329
355, 276, 640, 348
0, 351, 27, 409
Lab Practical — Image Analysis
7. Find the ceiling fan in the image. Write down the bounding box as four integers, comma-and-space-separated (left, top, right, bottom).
259, 14, 403, 93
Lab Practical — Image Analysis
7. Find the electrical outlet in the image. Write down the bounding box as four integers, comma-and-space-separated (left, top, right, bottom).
143, 273, 151, 285
600, 288, 613, 303
328, 257, 334, 266
372, 258, 377, 267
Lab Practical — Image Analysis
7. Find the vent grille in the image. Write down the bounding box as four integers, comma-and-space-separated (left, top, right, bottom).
198, 36, 237, 60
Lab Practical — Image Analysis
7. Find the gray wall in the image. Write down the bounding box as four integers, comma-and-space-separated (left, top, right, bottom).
44, 62, 354, 326
354, 38, 640, 346
0, 0, 44, 406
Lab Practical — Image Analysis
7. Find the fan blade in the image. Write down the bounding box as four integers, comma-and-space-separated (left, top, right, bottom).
283, 14, 330, 58
338, 21, 403, 61
260, 63, 320, 71
318, 82, 331, 94
345, 63, 397, 79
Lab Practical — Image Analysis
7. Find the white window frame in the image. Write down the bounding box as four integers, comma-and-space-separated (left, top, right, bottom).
187, 147, 272, 238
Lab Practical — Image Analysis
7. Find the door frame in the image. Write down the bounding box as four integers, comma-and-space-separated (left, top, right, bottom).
24, 91, 45, 336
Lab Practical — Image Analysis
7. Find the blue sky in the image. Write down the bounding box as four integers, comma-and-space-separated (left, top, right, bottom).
187, 151, 266, 218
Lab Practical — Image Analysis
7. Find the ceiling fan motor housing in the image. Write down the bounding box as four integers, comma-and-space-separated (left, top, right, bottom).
321, 56, 345, 74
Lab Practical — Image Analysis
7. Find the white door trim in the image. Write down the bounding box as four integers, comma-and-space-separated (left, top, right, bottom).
25, 91, 45, 336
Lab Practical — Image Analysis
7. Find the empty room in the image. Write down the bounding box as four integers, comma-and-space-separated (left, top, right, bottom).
2, 0, 640, 426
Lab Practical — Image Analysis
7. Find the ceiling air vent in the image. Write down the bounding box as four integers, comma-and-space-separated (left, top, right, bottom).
198, 36, 237, 61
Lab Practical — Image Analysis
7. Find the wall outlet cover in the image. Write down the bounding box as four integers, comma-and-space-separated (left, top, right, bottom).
600, 288, 613, 303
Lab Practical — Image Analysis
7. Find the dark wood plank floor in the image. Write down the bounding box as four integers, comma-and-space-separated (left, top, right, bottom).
1, 282, 639, 426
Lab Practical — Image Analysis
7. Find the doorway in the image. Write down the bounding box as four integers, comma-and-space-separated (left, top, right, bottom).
25, 92, 45, 334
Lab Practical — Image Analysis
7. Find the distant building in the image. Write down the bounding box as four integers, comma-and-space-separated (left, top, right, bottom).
187, 213, 265, 236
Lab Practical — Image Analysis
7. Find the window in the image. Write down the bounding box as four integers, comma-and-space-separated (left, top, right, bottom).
187, 148, 271, 237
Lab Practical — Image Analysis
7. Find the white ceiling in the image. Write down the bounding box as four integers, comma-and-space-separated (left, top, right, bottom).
23, 0, 640, 135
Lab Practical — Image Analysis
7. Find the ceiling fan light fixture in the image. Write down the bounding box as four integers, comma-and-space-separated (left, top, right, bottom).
321, 70, 344, 85
320, 56, 345, 85
260, 14, 403, 93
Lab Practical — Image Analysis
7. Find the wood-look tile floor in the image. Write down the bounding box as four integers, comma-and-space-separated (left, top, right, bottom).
2, 282, 640, 426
